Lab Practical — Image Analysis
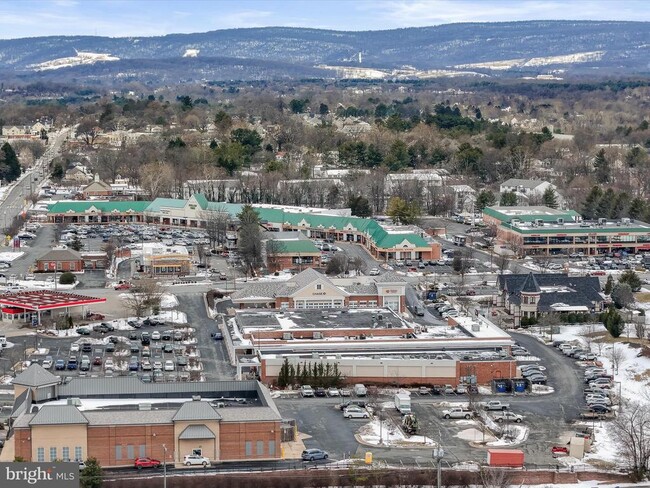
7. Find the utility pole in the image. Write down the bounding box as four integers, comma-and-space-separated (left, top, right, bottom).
432, 447, 444, 488
162, 444, 167, 488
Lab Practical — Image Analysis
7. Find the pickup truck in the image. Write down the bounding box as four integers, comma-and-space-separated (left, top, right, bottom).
492, 411, 523, 423
482, 401, 510, 411
442, 407, 474, 419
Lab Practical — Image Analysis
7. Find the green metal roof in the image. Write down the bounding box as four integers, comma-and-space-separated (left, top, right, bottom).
268, 239, 320, 254
483, 206, 580, 224
48, 201, 151, 213
144, 198, 188, 212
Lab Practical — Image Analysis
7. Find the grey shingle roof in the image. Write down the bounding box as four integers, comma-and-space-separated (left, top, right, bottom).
83, 410, 176, 425
520, 273, 541, 293
499, 273, 603, 310
345, 283, 378, 295
501, 178, 545, 189
374, 272, 406, 284
172, 401, 221, 421
13, 363, 60, 388
37, 248, 83, 262
178, 424, 216, 439
29, 405, 88, 426
230, 282, 283, 301
218, 407, 281, 422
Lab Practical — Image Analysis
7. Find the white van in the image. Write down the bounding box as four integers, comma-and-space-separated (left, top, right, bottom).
0, 335, 6, 347
354, 384, 367, 397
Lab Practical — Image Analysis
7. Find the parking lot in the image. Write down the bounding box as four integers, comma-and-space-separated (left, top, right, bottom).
18, 316, 204, 383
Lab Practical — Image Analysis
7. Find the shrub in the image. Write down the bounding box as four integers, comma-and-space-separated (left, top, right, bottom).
59, 272, 76, 285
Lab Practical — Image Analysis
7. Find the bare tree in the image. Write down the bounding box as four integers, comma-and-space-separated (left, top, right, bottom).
202, 206, 230, 250
494, 254, 510, 275
635, 322, 647, 341
609, 343, 625, 374
123, 280, 165, 318
610, 402, 650, 480
580, 323, 598, 353
478, 467, 512, 488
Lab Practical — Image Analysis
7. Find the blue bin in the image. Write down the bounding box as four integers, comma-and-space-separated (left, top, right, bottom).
494, 381, 507, 393
513, 381, 527, 393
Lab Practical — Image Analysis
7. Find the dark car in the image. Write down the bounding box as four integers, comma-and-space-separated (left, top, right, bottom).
301, 449, 328, 461
108, 335, 120, 344
105, 343, 116, 353
67, 357, 78, 370
81, 343, 92, 353
128, 320, 141, 329
161, 330, 172, 341
211, 332, 223, 340
93, 356, 102, 366
76, 327, 91, 335
55, 359, 65, 370
129, 331, 138, 340
314, 387, 327, 397
589, 404, 612, 414
162, 343, 173, 353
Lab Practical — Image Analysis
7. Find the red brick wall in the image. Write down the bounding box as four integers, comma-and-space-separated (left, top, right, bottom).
87, 425, 175, 467
458, 360, 517, 384
14, 428, 32, 460
219, 421, 282, 461
36, 260, 83, 272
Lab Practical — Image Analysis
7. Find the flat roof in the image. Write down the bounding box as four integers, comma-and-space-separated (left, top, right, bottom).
0, 291, 106, 311
506, 219, 650, 234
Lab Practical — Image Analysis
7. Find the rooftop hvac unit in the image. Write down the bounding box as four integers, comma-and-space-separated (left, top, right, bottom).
282, 332, 293, 340
336, 354, 342, 359
556, 218, 564, 225
472, 324, 481, 332
139, 403, 152, 411
67, 398, 82, 406
192, 395, 201, 401
31, 406, 40, 413
312, 352, 320, 359
313, 331, 323, 339
510, 218, 520, 225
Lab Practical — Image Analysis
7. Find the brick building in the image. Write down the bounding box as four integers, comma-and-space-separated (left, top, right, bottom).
230, 268, 407, 313
81, 175, 113, 199
265, 232, 321, 272
36, 248, 84, 272
3, 365, 282, 467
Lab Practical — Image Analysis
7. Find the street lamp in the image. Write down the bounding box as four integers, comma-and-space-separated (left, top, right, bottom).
432, 446, 444, 488
162, 444, 168, 488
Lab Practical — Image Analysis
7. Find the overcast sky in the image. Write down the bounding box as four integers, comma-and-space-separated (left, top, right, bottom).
1, 0, 649, 39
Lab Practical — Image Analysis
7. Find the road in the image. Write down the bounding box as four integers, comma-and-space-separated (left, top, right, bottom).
176, 293, 236, 379
1, 129, 69, 228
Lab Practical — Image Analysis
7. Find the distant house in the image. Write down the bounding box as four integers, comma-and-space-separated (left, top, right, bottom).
64, 166, 93, 184
36, 248, 84, 272
82, 175, 113, 199
494, 272, 604, 327
500, 179, 555, 199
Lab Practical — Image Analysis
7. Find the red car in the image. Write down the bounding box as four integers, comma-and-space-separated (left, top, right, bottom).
551, 446, 568, 457
134, 457, 161, 469
114, 282, 132, 290
93, 356, 102, 366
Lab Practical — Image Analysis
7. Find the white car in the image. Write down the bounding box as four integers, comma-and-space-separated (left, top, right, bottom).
42, 356, 53, 369
369, 268, 380, 276
151, 331, 161, 340
104, 359, 114, 370
183, 454, 209, 467
164, 360, 175, 371
343, 406, 369, 419
327, 387, 340, 397
70, 343, 80, 353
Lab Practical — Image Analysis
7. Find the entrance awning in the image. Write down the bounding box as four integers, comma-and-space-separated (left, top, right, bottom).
178, 424, 216, 440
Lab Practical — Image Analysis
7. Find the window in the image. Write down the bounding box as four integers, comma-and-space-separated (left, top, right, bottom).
115, 446, 122, 461
62, 447, 70, 462
37, 448, 45, 462
315, 284, 322, 290
349, 301, 357, 308
127, 445, 134, 459
369, 300, 377, 307
75, 446, 83, 461
50, 447, 57, 461
268, 441, 276, 456
256, 441, 264, 456
245, 441, 252, 457
139, 445, 146, 458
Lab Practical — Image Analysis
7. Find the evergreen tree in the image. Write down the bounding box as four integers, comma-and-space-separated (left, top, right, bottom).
593, 149, 611, 183
612, 283, 634, 308
628, 198, 646, 219
237, 205, 263, 276
500, 191, 518, 206
609, 192, 630, 219
0, 142, 21, 182
475, 190, 497, 211
582, 186, 603, 220
348, 195, 372, 217
595, 188, 615, 218
619, 269, 642, 292
602, 305, 624, 338
542, 187, 559, 209
80, 457, 102, 488
604, 275, 614, 295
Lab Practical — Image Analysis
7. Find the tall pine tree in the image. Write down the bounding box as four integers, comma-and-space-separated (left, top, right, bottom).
593, 149, 611, 184
542, 187, 559, 209
0, 142, 21, 182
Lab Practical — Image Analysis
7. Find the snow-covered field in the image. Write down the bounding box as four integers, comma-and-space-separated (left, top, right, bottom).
357, 418, 436, 447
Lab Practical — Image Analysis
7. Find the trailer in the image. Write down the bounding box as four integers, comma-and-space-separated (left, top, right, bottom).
486, 449, 524, 468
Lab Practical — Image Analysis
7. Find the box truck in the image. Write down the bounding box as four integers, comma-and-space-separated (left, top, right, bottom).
394, 392, 412, 414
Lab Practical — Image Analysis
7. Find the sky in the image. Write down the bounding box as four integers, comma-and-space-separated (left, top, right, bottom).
0, 0, 649, 39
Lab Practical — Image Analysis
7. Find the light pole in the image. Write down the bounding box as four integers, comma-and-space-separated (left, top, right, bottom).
432, 446, 444, 488
162, 444, 167, 488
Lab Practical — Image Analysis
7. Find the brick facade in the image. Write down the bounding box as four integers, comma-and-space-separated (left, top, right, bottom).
86, 425, 175, 467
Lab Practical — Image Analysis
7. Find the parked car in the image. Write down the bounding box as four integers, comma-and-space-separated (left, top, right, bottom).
314, 387, 327, 397
369, 267, 380, 276
211, 331, 224, 340
55, 359, 65, 370
301, 449, 328, 461
134, 457, 161, 469
327, 387, 340, 397
76, 327, 91, 335
301, 385, 315, 397
42, 356, 53, 369
183, 454, 209, 467
343, 406, 370, 419
164, 360, 175, 371
67, 357, 78, 370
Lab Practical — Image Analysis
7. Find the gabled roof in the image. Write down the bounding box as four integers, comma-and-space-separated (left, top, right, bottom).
178, 424, 216, 439
13, 363, 60, 388
501, 178, 547, 189
192, 193, 209, 209
267, 239, 319, 254
37, 248, 83, 262
29, 405, 88, 426
172, 401, 221, 421
498, 273, 603, 310
83, 180, 112, 192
